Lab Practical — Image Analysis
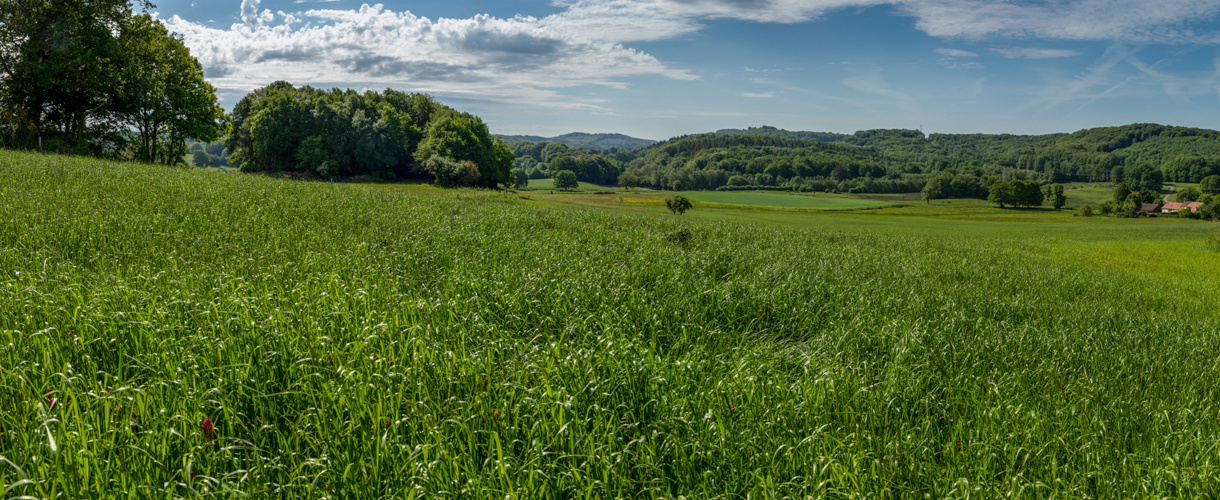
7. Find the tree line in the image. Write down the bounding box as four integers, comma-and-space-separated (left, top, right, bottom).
226, 82, 514, 187
0, 0, 224, 162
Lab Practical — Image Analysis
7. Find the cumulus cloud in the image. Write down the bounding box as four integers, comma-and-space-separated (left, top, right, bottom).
240, 0, 260, 27
165, 4, 695, 109
162, 0, 1220, 113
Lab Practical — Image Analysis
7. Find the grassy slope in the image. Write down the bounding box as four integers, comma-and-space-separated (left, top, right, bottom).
3, 151, 1220, 497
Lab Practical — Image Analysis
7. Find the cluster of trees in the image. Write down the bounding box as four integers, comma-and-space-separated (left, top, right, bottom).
0, 0, 225, 162
226, 82, 513, 187
618, 134, 924, 193
510, 142, 627, 185
986, 180, 1045, 208
188, 139, 233, 168
920, 168, 991, 202
1160, 156, 1220, 183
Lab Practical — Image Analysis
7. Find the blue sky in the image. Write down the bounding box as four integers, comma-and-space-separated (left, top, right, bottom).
154, 0, 1220, 140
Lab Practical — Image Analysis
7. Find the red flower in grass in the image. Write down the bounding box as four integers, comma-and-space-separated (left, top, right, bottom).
201, 418, 215, 440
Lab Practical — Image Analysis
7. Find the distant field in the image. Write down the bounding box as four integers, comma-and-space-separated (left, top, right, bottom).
681, 191, 892, 209
4, 150, 1220, 497
516, 178, 621, 192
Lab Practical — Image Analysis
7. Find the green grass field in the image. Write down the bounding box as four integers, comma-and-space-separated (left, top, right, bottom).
3, 150, 1220, 497
516, 178, 620, 193
681, 191, 891, 209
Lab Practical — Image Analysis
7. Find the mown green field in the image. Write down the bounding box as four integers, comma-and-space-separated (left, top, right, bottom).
3, 150, 1220, 498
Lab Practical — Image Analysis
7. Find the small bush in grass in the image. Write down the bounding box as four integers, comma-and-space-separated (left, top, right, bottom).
665, 227, 693, 244
666, 195, 693, 215
1099, 200, 1114, 215
1080, 204, 1093, 217
1209, 232, 1220, 252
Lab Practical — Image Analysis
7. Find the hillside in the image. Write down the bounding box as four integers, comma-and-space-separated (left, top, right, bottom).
4, 150, 1220, 497
677, 123, 1220, 184
497, 132, 657, 150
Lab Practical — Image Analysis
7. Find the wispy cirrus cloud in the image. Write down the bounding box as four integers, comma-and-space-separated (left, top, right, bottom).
935, 48, 978, 57
547, 0, 1220, 44
991, 48, 1079, 59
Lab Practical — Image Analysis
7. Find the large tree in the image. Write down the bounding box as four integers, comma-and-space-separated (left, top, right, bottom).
0, 0, 222, 159
117, 14, 225, 165
0, 0, 142, 153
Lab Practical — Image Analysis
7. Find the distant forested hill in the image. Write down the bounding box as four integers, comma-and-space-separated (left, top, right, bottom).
498, 132, 656, 150
510, 123, 1220, 195
715, 126, 848, 143
712, 123, 1220, 184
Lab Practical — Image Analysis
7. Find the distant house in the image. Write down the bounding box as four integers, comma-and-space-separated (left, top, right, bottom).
1141, 203, 1163, 213
1162, 202, 1185, 214
1186, 201, 1205, 213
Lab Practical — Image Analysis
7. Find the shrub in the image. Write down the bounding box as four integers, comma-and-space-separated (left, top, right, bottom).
664, 227, 693, 244
422, 156, 480, 187
512, 168, 529, 189
1099, 201, 1114, 215
1079, 204, 1093, 217
665, 195, 693, 215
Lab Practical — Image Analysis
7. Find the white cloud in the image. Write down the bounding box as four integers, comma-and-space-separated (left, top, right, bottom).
991, 48, 1079, 59
740, 92, 774, 98
161, 0, 1220, 116
545, 0, 888, 43
240, 0, 260, 27
164, 4, 696, 110
935, 48, 978, 57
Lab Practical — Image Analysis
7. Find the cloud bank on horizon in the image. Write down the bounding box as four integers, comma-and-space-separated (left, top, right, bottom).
161, 0, 1220, 137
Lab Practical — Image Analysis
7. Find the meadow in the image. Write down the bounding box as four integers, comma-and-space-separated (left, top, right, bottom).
3, 150, 1220, 498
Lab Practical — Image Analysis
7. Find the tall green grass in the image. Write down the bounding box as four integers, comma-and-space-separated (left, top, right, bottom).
2, 150, 1219, 498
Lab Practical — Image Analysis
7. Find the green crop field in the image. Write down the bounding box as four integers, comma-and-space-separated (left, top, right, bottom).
680, 191, 891, 210
3, 150, 1220, 498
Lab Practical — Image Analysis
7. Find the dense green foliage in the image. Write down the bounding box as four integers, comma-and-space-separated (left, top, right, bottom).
552, 170, 578, 190
188, 139, 233, 169
665, 194, 693, 215
4, 150, 1220, 497
226, 82, 512, 187
506, 125, 1220, 202
622, 134, 925, 193
513, 124, 1220, 198
510, 141, 628, 185
987, 179, 1044, 208
0, 0, 223, 161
